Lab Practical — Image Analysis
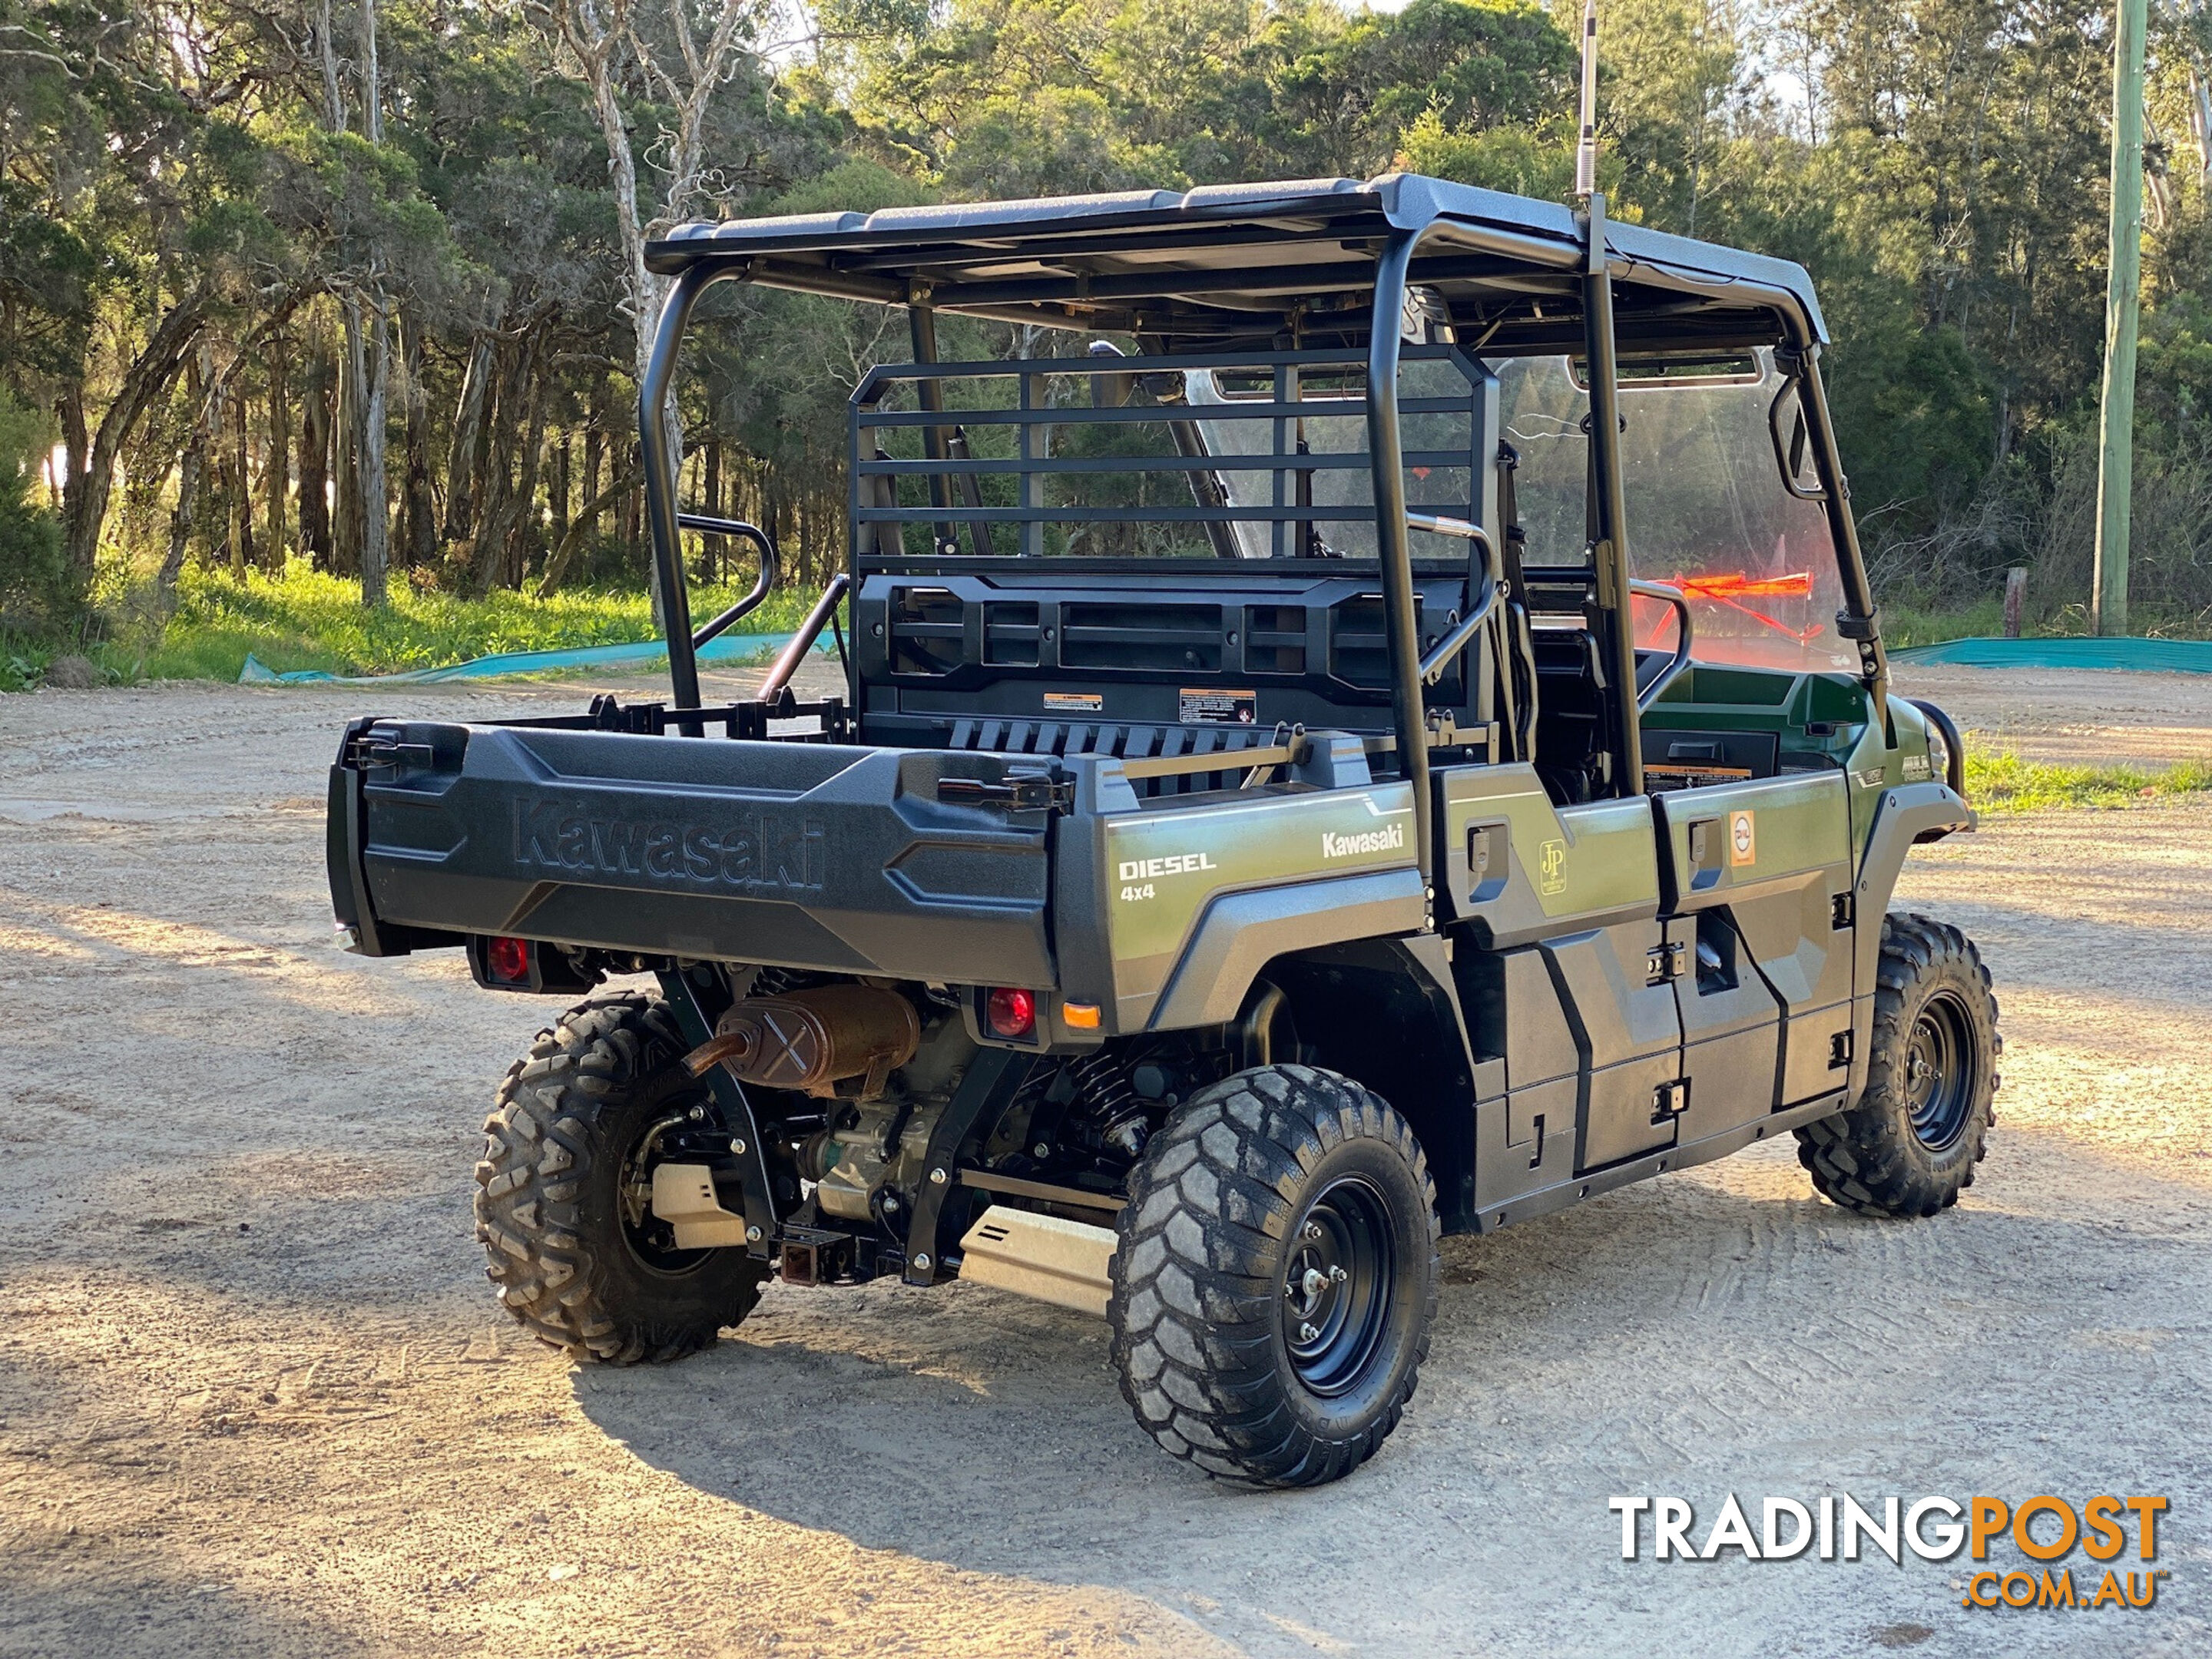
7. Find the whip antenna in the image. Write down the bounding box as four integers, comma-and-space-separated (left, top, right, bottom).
1574, 0, 1599, 198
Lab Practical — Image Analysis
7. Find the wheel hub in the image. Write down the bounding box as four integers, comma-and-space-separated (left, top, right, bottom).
1280, 1176, 1395, 1397
1905, 989, 1977, 1152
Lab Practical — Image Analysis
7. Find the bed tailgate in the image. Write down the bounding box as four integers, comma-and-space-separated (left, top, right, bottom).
326, 720, 1057, 984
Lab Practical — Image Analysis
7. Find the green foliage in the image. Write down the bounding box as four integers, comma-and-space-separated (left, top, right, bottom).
9, 0, 2212, 682
114, 563, 816, 684
1965, 744, 2212, 813
1397, 111, 1572, 198
0, 389, 72, 628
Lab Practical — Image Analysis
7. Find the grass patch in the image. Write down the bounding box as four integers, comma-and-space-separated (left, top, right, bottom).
1965, 745, 2212, 812
5, 562, 816, 687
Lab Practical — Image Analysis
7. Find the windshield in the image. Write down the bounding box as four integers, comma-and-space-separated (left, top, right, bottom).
1496, 349, 1854, 673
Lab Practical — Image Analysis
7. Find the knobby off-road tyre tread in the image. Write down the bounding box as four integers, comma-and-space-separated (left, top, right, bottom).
1109, 1064, 1440, 1488
1796, 912, 2001, 1219
474, 991, 770, 1363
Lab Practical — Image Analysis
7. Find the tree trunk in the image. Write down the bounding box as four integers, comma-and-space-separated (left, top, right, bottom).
157, 432, 204, 612
267, 337, 290, 568
359, 0, 382, 144
360, 302, 391, 605
317, 0, 346, 131
550, 432, 571, 552
703, 439, 723, 581
56, 382, 88, 520
334, 308, 362, 576
227, 373, 254, 575
61, 290, 213, 578
504, 367, 551, 588
400, 312, 436, 568
300, 346, 334, 568
443, 332, 494, 544
583, 414, 604, 530
535, 459, 644, 596
472, 334, 546, 591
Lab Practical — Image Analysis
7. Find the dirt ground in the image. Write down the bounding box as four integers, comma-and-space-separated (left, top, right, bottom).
2, 662, 2208, 1659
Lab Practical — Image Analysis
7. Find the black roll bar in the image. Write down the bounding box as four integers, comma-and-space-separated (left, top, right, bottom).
1781, 341, 1892, 733
1409, 512, 1503, 687
677, 513, 779, 648
1578, 192, 1644, 796
641, 266, 717, 734
1367, 228, 1445, 889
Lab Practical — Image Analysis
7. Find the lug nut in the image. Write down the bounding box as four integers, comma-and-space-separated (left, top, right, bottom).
1299, 1322, 1319, 1343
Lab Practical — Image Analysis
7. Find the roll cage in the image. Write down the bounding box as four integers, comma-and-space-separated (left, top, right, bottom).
635, 172, 1892, 875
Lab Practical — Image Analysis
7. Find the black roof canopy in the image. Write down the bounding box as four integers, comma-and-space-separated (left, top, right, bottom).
645, 172, 1827, 354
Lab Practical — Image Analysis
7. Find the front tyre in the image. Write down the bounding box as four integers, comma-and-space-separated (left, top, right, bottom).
474, 992, 771, 1363
1109, 1065, 1439, 1488
1796, 913, 2001, 1218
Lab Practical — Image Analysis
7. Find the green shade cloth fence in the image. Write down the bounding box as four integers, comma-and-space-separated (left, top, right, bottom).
238, 628, 831, 685
1890, 636, 2212, 673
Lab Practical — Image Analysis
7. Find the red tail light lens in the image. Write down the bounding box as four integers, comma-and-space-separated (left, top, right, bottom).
485, 935, 531, 984
985, 986, 1036, 1039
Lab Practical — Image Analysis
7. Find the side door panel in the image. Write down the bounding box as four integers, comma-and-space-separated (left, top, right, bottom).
1543, 921, 1684, 1171
1654, 770, 1855, 1111
1668, 910, 1783, 1143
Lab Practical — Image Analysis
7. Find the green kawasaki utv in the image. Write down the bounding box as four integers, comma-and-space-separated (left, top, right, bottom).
327, 174, 1998, 1487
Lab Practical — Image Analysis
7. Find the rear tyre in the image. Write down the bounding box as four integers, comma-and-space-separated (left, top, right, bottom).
1108, 1064, 1439, 1488
474, 992, 772, 1363
1796, 912, 2001, 1219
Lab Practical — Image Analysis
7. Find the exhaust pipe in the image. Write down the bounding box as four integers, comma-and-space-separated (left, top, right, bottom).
957, 1206, 1117, 1318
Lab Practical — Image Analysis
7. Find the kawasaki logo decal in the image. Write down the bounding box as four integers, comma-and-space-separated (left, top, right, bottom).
1321, 820, 1406, 859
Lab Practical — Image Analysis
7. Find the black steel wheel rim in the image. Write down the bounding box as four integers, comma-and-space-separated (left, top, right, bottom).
1282, 1174, 1396, 1397
1905, 989, 1976, 1151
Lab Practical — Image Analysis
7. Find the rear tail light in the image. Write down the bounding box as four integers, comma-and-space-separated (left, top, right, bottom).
484, 935, 531, 984
985, 986, 1037, 1040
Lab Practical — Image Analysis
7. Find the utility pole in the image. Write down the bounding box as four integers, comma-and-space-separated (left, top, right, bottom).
2094, 0, 2148, 637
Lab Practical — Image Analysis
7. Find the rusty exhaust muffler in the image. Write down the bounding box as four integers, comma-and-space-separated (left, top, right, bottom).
685, 984, 921, 1098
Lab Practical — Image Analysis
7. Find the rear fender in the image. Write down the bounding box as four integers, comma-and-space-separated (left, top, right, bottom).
1258, 937, 1486, 1232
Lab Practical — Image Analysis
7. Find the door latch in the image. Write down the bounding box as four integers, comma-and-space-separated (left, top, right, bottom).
935, 770, 1073, 812
1650, 1078, 1690, 1123
1645, 942, 1687, 985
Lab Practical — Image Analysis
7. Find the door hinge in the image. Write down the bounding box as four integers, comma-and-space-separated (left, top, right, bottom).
1828, 1028, 1854, 1069
1830, 891, 1855, 930
1645, 941, 1687, 985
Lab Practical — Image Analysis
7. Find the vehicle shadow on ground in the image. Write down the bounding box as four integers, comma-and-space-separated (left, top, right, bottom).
568, 1143, 2191, 1654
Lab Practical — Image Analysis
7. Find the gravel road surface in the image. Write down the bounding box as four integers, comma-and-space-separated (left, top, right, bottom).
2, 664, 2207, 1659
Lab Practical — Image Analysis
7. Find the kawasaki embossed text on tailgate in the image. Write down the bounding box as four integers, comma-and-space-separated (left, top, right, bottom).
336, 720, 1055, 984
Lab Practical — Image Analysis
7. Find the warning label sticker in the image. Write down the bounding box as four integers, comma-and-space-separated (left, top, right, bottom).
1043, 691, 1103, 714
1178, 688, 1257, 726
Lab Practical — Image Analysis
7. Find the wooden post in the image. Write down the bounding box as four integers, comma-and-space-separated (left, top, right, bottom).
2094, 0, 2148, 636
2002, 568, 2027, 637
